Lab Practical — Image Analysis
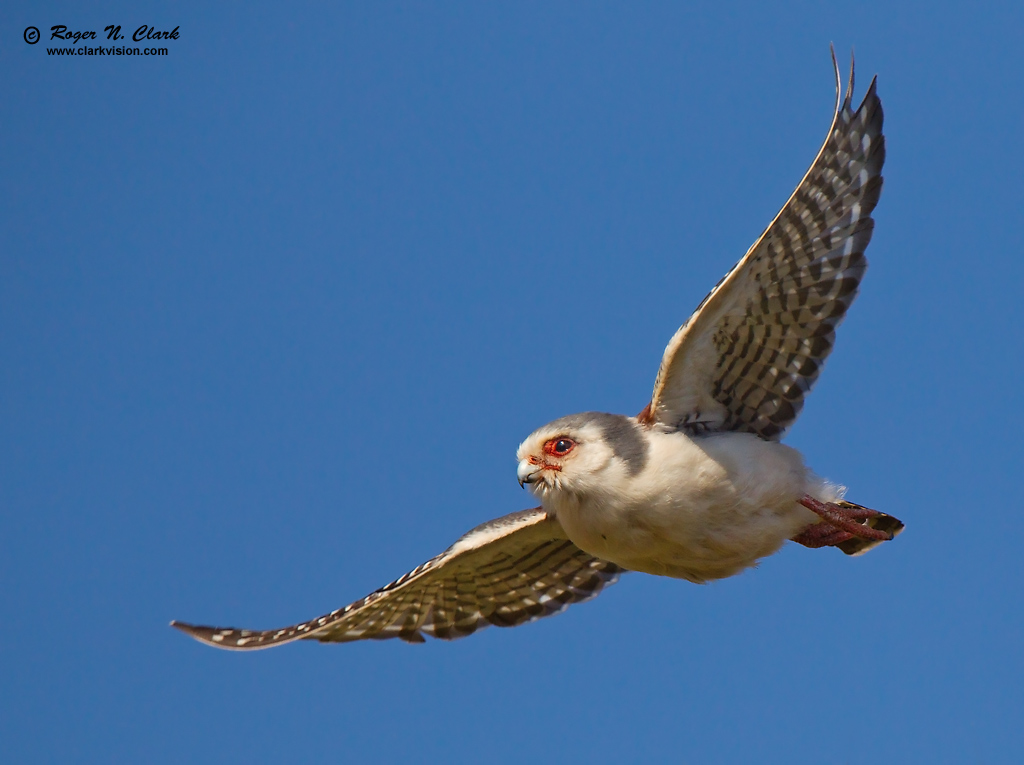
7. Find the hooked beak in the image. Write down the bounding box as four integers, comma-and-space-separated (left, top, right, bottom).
517, 459, 540, 488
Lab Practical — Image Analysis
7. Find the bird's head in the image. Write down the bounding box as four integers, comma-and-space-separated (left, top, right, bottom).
516, 412, 649, 498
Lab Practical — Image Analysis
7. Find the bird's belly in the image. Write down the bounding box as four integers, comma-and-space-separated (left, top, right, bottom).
552, 433, 820, 583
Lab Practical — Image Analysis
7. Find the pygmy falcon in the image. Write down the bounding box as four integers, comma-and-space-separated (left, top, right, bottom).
173, 51, 902, 650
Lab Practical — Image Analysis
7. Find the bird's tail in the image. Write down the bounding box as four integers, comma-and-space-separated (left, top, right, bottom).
833, 500, 905, 556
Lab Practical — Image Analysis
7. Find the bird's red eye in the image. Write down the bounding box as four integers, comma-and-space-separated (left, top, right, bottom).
544, 438, 576, 457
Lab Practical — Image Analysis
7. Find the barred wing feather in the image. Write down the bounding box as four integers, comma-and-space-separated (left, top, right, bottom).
172, 508, 623, 649
643, 51, 885, 440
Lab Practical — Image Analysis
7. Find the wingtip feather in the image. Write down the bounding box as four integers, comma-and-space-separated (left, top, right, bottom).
845, 48, 856, 110
830, 44, 841, 112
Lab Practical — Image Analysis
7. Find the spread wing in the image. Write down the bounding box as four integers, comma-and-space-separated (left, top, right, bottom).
171, 508, 624, 650
641, 51, 885, 440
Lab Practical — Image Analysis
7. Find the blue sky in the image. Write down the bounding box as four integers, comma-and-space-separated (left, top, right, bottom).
3, 2, 1023, 762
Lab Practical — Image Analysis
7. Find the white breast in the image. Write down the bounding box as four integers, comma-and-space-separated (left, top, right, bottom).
546, 430, 829, 582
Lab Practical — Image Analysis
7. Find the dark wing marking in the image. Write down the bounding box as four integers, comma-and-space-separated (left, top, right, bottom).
642, 50, 885, 440
171, 508, 624, 650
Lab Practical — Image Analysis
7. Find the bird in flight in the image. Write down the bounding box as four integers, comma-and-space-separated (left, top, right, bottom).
173, 51, 902, 650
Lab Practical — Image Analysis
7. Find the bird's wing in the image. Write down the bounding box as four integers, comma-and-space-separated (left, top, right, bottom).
640, 51, 885, 440
171, 508, 623, 650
